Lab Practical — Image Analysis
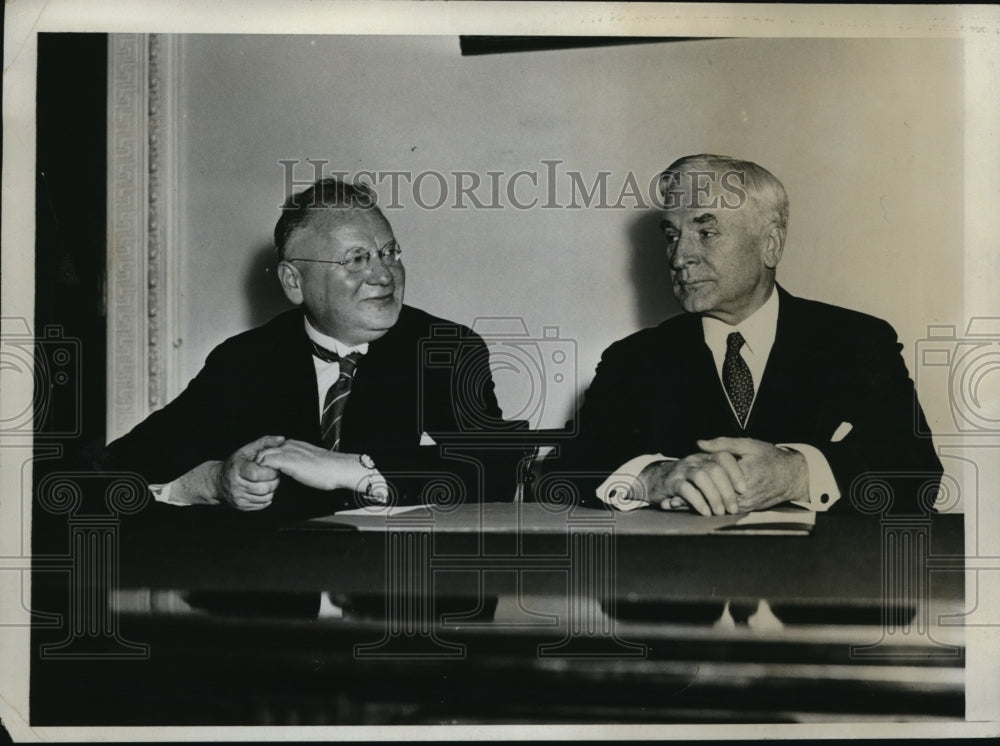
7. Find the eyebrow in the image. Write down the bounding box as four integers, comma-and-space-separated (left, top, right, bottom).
661, 213, 718, 231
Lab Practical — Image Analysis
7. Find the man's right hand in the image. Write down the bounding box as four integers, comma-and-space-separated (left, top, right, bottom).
637, 451, 747, 516
213, 435, 286, 511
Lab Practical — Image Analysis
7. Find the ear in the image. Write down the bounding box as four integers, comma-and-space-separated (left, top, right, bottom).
277, 261, 305, 306
761, 222, 785, 269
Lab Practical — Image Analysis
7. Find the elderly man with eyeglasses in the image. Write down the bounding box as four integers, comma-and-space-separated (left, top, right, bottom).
105, 177, 507, 519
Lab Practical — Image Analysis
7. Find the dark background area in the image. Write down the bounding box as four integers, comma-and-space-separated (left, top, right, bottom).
31, 32, 109, 724
34, 32, 108, 470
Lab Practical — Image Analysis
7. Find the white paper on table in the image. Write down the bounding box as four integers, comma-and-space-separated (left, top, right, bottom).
332, 504, 430, 518
733, 508, 817, 528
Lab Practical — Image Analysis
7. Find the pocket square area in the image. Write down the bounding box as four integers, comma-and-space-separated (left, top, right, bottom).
830, 422, 853, 443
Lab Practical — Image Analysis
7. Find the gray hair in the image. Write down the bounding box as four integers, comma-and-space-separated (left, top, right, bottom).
274, 177, 386, 261
659, 154, 789, 233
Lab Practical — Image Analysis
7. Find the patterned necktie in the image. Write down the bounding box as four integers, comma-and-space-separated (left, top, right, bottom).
723, 331, 754, 428
312, 343, 362, 451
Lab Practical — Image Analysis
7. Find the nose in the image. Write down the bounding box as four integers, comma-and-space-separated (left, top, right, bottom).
669, 232, 700, 271
365, 251, 395, 285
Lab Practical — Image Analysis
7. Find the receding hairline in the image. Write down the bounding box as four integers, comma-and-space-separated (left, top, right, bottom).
282, 206, 393, 259
274, 176, 388, 261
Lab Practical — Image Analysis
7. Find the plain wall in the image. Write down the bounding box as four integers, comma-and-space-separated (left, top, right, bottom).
173, 35, 962, 437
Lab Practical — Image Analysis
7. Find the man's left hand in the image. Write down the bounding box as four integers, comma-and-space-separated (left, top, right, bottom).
697, 437, 809, 511
255, 439, 385, 501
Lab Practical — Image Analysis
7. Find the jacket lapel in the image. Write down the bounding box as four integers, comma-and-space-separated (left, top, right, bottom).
745, 286, 809, 436
284, 312, 323, 442
653, 313, 738, 445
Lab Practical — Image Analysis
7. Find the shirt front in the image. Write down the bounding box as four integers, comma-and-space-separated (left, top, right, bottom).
701, 287, 780, 426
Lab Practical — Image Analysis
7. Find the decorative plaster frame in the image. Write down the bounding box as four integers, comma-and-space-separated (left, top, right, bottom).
106, 34, 182, 441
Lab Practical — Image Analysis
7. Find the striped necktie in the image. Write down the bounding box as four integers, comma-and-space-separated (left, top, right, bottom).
312, 342, 363, 451
723, 331, 754, 429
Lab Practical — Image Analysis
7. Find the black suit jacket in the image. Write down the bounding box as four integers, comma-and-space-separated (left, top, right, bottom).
563, 287, 942, 513
105, 305, 513, 519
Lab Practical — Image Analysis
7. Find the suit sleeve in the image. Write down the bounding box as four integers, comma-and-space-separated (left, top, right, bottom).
550, 338, 660, 506
371, 330, 521, 506
102, 345, 247, 484
817, 319, 942, 513
421, 329, 507, 435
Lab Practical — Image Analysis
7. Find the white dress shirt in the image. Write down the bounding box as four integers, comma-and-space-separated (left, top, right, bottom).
151, 318, 371, 506
597, 290, 841, 512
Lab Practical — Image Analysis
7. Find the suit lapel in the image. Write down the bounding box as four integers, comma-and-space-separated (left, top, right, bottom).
338, 309, 414, 451
654, 313, 739, 443
745, 286, 809, 436
285, 313, 323, 442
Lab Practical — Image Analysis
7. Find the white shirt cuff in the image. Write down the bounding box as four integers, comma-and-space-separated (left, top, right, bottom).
780, 443, 840, 511
149, 481, 192, 507
596, 454, 671, 511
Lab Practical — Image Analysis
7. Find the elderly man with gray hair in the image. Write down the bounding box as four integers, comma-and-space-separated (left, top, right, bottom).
568, 154, 942, 516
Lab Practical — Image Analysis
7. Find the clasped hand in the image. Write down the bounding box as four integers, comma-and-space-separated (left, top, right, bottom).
214, 436, 385, 511
213, 435, 285, 511
255, 439, 386, 501
637, 437, 808, 515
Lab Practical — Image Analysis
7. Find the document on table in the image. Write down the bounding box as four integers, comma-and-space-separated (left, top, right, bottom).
292, 503, 816, 536
333, 504, 430, 518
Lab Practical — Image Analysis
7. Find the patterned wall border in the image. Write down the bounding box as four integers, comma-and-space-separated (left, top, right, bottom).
106, 34, 181, 441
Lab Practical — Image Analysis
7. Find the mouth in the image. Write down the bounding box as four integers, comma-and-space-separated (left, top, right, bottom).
674, 279, 711, 289
363, 293, 397, 303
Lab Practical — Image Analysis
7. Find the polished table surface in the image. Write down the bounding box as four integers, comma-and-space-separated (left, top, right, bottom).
32, 502, 966, 725
115, 502, 964, 607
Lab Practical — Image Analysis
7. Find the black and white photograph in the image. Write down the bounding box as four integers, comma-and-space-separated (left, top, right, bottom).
2, 1, 999, 740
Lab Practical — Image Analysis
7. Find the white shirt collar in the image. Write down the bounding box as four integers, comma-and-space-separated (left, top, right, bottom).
303, 316, 369, 358
701, 288, 780, 385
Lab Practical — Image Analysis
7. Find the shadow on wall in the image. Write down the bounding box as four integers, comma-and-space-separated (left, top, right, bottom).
556, 211, 685, 431
628, 210, 682, 329
243, 242, 294, 328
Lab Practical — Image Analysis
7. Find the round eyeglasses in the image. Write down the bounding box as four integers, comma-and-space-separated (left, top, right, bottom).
287, 240, 402, 273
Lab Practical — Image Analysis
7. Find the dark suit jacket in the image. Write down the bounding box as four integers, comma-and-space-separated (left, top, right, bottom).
105, 305, 514, 520
563, 286, 942, 513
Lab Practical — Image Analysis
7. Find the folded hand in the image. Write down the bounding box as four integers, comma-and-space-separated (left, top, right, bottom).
697, 437, 809, 511
637, 450, 747, 516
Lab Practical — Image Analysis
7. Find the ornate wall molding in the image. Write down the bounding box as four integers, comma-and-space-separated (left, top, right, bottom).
106, 34, 181, 441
